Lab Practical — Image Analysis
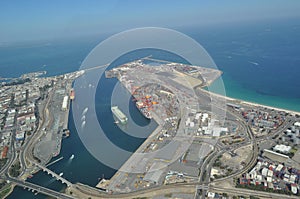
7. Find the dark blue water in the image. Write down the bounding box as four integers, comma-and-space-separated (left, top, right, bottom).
5, 48, 186, 199
3, 18, 300, 198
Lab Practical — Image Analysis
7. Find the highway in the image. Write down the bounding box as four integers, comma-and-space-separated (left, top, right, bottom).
72, 181, 300, 199
0, 84, 75, 199
0, 83, 74, 199
20, 84, 55, 171
0, 137, 16, 176
193, 88, 259, 198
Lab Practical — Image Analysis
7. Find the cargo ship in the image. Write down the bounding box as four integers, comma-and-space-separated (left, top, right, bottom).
70, 89, 75, 100
111, 106, 128, 124
136, 101, 152, 119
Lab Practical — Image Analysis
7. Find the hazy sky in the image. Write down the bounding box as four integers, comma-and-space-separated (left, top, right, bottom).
1, 0, 300, 42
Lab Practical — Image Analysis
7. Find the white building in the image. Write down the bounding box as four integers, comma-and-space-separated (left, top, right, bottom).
294, 122, 300, 127
273, 144, 291, 154
61, 96, 69, 111
262, 168, 268, 176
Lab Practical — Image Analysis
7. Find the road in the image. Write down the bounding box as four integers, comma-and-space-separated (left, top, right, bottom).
210, 186, 300, 199
21, 82, 59, 173
0, 84, 74, 199
193, 89, 259, 198
0, 138, 17, 176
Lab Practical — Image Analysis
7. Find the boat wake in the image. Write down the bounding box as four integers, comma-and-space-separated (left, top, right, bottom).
248, 61, 259, 66
66, 154, 75, 165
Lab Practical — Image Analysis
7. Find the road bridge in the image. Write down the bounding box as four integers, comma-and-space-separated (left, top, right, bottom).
3, 176, 75, 199
33, 162, 72, 187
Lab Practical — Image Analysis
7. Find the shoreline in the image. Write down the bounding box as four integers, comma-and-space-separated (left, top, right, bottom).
98, 65, 300, 192
201, 88, 300, 116
101, 87, 300, 191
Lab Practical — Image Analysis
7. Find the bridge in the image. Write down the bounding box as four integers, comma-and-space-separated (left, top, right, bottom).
4, 176, 75, 199
33, 162, 73, 187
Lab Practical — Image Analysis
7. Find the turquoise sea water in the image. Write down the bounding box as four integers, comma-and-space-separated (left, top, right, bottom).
191, 19, 300, 112
2, 19, 300, 198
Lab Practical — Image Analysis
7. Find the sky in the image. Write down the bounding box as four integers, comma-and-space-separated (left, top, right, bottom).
0, 0, 300, 42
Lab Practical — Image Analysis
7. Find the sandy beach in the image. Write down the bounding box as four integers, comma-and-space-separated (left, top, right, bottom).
200, 88, 300, 116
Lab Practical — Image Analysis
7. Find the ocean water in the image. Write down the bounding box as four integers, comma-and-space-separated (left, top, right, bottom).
2, 18, 300, 198
188, 19, 300, 111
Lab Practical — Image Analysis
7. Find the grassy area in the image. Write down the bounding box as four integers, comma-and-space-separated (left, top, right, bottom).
290, 147, 298, 156
236, 183, 300, 196
0, 185, 12, 199
250, 196, 260, 199
0, 181, 7, 190
0, 159, 7, 170
9, 161, 21, 177
213, 155, 222, 167
164, 193, 172, 197
132, 197, 148, 199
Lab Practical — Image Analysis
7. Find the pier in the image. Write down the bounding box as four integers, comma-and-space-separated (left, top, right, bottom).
46, 156, 64, 167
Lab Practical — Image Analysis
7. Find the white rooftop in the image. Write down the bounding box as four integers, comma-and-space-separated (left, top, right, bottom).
294, 122, 300, 127
274, 144, 291, 153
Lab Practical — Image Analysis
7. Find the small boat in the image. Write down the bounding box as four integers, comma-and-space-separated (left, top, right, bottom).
70, 154, 75, 160
81, 121, 86, 128
82, 107, 88, 116
114, 120, 119, 124
59, 172, 63, 177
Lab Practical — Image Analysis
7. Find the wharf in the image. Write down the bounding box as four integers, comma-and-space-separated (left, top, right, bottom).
97, 120, 163, 190
33, 81, 72, 164
96, 105, 164, 190
98, 59, 201, 192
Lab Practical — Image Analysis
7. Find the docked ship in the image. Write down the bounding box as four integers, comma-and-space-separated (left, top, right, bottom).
70, 89, 75, 100
111, 106, 128, 124
136, 101, 152, 119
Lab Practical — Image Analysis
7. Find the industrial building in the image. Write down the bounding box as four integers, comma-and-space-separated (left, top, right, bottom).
61, 96, 69, 111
